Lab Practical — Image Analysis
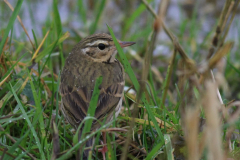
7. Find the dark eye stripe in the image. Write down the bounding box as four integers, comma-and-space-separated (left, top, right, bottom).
86, 51, 94, 56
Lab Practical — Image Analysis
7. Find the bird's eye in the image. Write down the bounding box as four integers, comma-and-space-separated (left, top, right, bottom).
98, 43, 105, 50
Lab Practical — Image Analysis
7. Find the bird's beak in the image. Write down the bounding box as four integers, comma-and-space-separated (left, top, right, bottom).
118, 41, 135, 48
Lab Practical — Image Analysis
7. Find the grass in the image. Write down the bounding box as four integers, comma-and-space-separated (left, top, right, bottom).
1, 0, 240, 160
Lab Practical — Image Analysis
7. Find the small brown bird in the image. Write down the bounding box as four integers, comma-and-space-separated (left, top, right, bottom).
59, 33, 135, 159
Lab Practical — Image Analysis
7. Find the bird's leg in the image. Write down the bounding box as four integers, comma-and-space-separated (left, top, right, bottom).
97, 132, 107, 160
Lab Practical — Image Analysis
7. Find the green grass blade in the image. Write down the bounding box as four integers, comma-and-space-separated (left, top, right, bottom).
227, 59, 240, 76
55, 72, 61, 124
14, 151, 29, 160
0, 111, 34, 124
0, 79, 23, 109
0, 0, 23, 57
28, 72, 46, 142
80, 76, 103, 157
107, 25, 164, 141
89, 0, 107, 34
5, 125, 32, 160
106, 133, 114, 160
143, 122, 148, 153
9, 83, 46, 160
82, 76, 103, 131
145, 140, 163, 160
164, 134, 174, 160
53, 0, 62, 36
32, 29, 38, 49
122, 0, 152, 38
78, 0, 87, 22
53, 0, 64, 67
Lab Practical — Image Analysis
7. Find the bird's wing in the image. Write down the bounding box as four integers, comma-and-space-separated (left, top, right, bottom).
94, 82, 124, 123
60, 74, 124, 129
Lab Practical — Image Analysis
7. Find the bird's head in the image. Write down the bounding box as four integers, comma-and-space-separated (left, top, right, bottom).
73, 33, 135, 63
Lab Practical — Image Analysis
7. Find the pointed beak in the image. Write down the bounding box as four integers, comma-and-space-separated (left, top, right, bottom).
118, 41, 135, 48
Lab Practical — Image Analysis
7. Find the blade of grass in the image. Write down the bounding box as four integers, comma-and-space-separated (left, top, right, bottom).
108, 25, 164, 140
35, 32, 70, 62
53, 0, 62, 36
39, 40, 59, 78
32, 29, 39, 49
89, 0, 107, 34
143, 122, 148, 153
0, 0, 23, 57
28, 71, 46, 139
79, 76, 103, 158
14, 151, 29, 160
4, 0, 35, 51
2, 123, 36, 160
0, 112, 34, 124
31, 30, 50, 61
112, 112, 117, 160
9, 83, 46, 160
164, 134, 174, 160
77, 0, 87, 23
122, 0, 152, 38
45, 72, 57, 144
55, 72, 61, 124
145, 140, 163, 160
92, 124, 103, 158
226, 59, 240, 76
106, 132, 114, 160
53, 0, 64, 67
28, 70, 50, 157
159, 50, 177, 133
160, 49, 177, 109
0, 79, 23, 109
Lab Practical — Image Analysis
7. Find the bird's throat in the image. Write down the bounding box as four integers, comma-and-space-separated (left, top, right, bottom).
107, 50, 117, 63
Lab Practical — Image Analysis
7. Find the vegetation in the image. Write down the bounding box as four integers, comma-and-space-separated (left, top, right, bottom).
0, 0, 240, 159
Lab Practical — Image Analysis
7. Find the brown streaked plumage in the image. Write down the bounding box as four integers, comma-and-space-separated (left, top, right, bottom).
59, 33, 135, 159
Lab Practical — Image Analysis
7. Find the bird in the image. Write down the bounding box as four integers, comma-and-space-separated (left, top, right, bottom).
59, 33, 135, 159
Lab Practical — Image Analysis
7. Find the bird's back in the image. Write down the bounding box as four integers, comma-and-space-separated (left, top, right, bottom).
60, 52, 125, 130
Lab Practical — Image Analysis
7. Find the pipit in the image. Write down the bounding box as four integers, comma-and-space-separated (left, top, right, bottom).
60, 33, 135, 159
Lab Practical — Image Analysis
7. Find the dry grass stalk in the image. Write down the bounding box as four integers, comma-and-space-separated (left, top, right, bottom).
160, 49, 177, 109
0, 37, 9, 73
220, 0, 240, 46
142, 0, 196, 70
202, 81, 223, 160
31, 30, 50, 61
4, 0, 36, 50
207, 0, 236, 59
184, 107, 200, 160
207, 42, 233, 71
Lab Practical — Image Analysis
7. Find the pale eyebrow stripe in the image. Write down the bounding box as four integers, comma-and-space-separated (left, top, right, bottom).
86, 40, 109, 46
